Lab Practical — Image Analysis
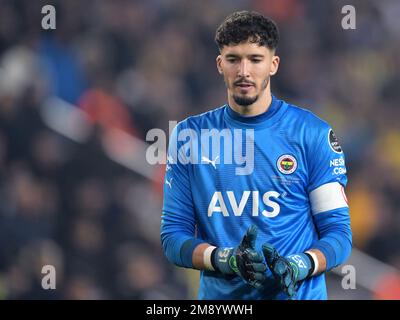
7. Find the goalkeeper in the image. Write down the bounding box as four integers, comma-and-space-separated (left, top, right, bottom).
161, 11, 352, 300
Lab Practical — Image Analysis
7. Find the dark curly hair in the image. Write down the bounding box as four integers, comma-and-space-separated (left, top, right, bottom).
215, 11, 279, 51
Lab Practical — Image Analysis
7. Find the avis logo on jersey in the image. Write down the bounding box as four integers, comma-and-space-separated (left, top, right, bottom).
208, 190, 281, 218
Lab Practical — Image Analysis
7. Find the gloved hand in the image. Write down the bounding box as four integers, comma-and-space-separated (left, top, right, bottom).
213, 225, 267, 289
262, 244, 314, 299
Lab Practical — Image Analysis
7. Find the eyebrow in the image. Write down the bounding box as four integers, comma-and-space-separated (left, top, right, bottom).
225, 53, 265, 59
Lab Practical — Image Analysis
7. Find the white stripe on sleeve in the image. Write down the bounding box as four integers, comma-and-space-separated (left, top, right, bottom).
309, 182, 348, 215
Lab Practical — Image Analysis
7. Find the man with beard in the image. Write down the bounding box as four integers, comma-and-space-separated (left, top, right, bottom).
161, 11, 352, 300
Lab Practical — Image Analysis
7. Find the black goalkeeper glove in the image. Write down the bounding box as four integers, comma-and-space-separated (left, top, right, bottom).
212, 225, 267, 289
262, 243, 314, 299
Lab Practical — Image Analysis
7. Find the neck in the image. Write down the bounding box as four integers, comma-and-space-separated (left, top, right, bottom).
228, 88, 272, 117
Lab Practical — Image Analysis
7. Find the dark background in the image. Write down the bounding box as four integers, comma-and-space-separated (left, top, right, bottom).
0, 0, 399, 299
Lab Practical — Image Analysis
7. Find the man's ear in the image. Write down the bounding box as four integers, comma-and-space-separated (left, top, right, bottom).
216, 55, 223, 74
270, 55, 280, 76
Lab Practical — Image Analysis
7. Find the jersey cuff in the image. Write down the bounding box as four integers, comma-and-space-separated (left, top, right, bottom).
312, 240, 337, 271
180, 238, 206, 268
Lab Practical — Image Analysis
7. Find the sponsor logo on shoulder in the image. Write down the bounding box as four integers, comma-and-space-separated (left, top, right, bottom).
277, 154, 298, 175
330, 157, 346, 175
330, 157, 345, 167
328, 129, 343, 153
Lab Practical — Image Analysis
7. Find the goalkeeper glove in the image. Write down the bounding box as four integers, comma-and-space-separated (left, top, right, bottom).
262, 244, 314, 299
212, 225, 267, 289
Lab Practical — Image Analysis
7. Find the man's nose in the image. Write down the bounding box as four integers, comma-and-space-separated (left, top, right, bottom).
238, 60, 250, 78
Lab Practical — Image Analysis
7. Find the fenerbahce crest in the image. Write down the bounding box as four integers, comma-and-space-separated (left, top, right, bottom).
277, 154, 297, 175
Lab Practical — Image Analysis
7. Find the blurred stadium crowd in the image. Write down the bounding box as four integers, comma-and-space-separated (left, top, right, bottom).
0, 0, 399, 299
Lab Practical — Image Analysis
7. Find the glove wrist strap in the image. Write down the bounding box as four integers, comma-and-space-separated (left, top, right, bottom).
212, 247, 235, 275
305, 251, 319, 277
203, 246, 217, 271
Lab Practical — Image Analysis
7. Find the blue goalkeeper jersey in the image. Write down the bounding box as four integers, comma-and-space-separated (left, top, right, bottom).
161, 95, 349, 300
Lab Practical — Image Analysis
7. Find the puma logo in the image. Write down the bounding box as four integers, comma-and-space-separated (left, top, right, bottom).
202, 156, 219, 169
165, 178, 173, 189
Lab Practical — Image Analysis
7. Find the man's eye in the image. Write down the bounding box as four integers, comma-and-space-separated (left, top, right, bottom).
252, 59, 262, 63
227, 59, 237, 63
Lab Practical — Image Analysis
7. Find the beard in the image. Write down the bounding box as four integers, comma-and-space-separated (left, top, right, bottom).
232, 94, 258, 106
227, 75, 270, 107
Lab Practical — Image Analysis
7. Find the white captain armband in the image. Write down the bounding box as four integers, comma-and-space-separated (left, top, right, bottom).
309, 182, 348, 215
